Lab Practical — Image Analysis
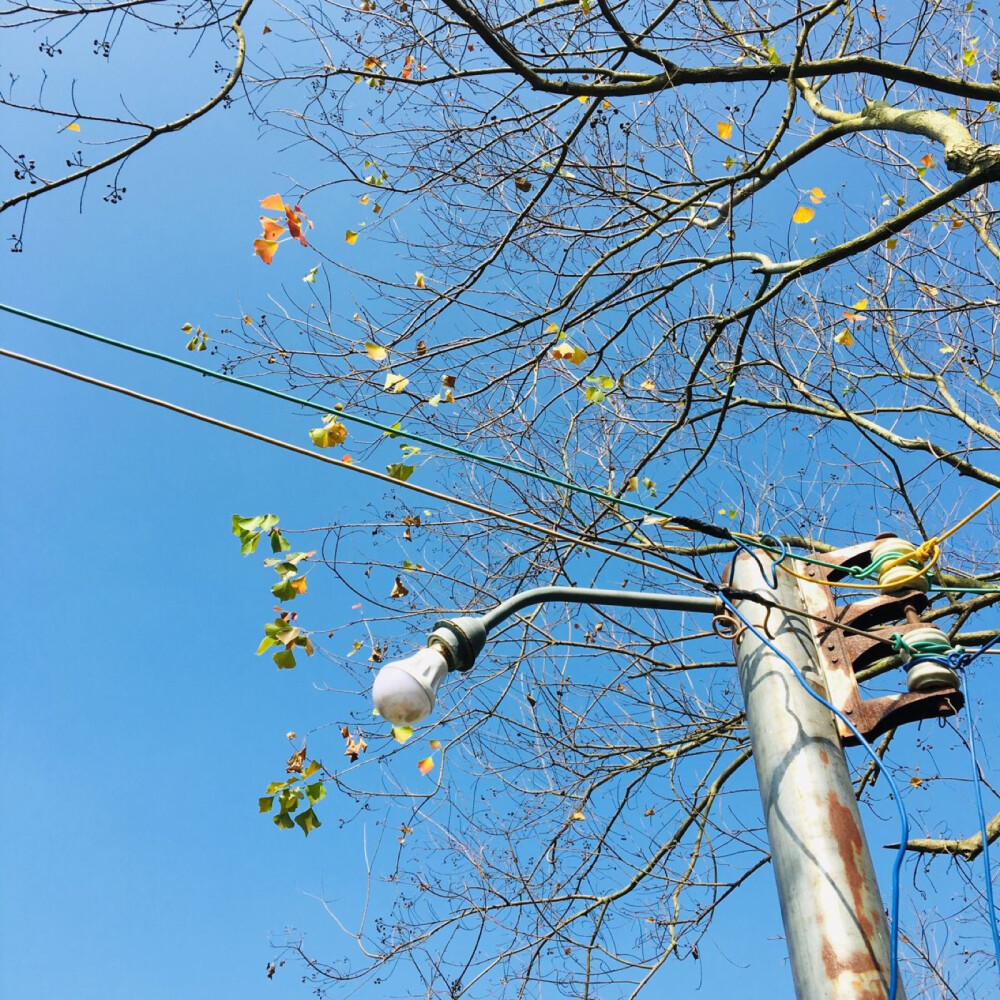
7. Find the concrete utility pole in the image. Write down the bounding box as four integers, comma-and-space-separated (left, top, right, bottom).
730, 551, 902, 999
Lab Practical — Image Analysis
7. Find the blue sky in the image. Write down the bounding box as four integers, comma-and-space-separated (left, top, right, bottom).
4, 8, 1000, 1000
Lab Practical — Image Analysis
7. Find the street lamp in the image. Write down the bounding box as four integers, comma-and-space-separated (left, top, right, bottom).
372, 586, 720, 725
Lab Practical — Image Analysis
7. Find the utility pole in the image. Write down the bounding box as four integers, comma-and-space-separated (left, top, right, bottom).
730, 550, 902, 1000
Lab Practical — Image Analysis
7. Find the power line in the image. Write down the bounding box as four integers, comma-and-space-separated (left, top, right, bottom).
0, 346, 713, 588
0, 301, 735, 540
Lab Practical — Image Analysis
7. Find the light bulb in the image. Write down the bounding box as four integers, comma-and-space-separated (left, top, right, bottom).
372, 646, 449, 725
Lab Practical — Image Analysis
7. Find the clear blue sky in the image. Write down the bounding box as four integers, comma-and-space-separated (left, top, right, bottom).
2, 12, 998, 1000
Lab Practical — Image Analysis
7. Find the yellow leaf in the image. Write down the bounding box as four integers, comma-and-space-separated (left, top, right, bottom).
242, 314, 254, 326
345, 229, 359, 244
909, 775, 923, 788
392, 725, 414, 744
716, 121, 733, 140
365, 341, 388, 361
791, 205, 815, 224
852, 298, 869, 310
417, 757, 435, 775
384, 373, 409, 393
602, 100, 611, 109
808, 187, 825, 204
570, 345, 588, 365
940, 345, 955, 355
545, 322, 560, 334
414, 271, 426, 289
886, 238, 898, 250
834, 329, 854, 347
578, 96, 588, 104
429, 739, 442, 750
66, 122, 80, 132
360, 194, 370, 204
639, 377, 655, 391
571, 810, 585, 821
623, 476, 638, 492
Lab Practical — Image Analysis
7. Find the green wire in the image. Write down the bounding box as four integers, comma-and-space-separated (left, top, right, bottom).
1, 301, 738, 540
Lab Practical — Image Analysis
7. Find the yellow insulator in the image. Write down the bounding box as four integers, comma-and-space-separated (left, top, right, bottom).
870, 537, 930, 594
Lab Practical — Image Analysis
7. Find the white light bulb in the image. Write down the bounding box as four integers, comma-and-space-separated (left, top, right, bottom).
372, 646, 449, 725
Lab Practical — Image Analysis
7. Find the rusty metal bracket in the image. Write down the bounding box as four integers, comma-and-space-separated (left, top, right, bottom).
795, 538, 963, 745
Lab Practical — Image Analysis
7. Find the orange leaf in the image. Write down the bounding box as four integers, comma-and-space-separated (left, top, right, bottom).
791, 205, 815, 224
417, 757, 435, 776
920, 153, 935, 168
429, 739, 442, 750
285, 206, 309, 246
259, 216, 286, 241
254, 239, 279, 265
260, 194, 285, 211
414, 271, 427, 289
716, 121, 733, 140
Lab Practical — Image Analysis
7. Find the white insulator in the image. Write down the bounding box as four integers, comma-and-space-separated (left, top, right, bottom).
870, 537, 930, 594
897, 625, 950, 662
906, 661, 961, 692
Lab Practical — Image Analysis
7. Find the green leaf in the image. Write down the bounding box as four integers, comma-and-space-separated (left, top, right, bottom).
295, 807, 322, 836
240, 532, 261, 556
273, 648, 297, 669
386, 463, 416, 482
273, 811, 295, 830
584, 386, 606, 404
303, 759, 322, 779
270, 529, 291, 553
258, 796, 275, 814
278, 788, 302, 813
305, 781, 327, 805
266, 780, 293, 794
272, 576, 306, 601
256, 635, 279, 655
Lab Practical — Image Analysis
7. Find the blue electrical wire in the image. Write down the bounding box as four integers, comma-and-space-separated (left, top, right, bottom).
949, 635, 1000, 971
719, 593, 909, 1000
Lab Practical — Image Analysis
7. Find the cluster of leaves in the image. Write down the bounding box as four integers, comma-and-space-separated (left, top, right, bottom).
233, 514, 315, 668
259, 741, 326, 835
253, 194, 313, 265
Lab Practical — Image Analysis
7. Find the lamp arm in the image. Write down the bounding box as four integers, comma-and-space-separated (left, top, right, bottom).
431, 587, 721, 672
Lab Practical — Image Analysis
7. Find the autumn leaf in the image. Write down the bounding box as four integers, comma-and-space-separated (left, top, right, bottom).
808, 187, 825, 204
284, 204, 309, 246
639, 377, 656, 391
303, 266, 320, 283
260, 193, 285, 211
571, 809, 585, 821
791, 205, 815, 224
360, 194, 370, 205
390, 575, 409, 598
345, 230, 359, 245
514, 176, 532, 192
259, 216, 286, 241
414, 271, 427, 289
365, 341, 388, 361
392, 725, 414, 744
66, 122, 80, 132
920, 154, 935, 168
254, 239, 279, 265
417, 757, 435, 776
309, 419, 348, 448
716, 121, 733, 140
286, 745, 307, 773
834, 328, 854, 347
429, 739, 442, 750
384, 373, 409, 393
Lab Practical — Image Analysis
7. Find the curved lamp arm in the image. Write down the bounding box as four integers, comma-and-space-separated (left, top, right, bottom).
373, 586, 721, 725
